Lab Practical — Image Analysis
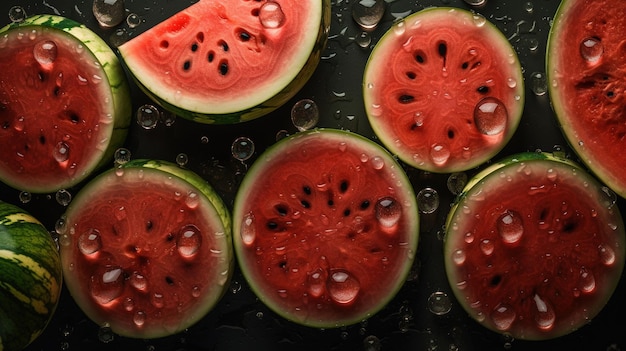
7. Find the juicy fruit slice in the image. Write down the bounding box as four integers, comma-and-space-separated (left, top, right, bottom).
0, 15, 131, 193
233, 129, 419, 327
547, 0, 626, 198
59, 160, 232, 338
363, 8, 524, 173
0, 201, 62, 351
444, 153, 625, 340
118, 0, 330, 124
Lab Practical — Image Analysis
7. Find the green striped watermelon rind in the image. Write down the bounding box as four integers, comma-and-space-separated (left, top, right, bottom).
0, 201, 62, 351
0, 15, 131, 193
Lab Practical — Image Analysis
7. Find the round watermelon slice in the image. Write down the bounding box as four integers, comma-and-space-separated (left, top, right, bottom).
444, 152, 625, 340
0, 15, 131, 193
232, 129, 419, 328
363, 7, 524, 173
118, 0, 331, 124
547, 0, 626, 198
59, 160, 232, 338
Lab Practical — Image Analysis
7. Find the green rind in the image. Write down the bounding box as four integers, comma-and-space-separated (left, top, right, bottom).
119, 0, 331, 124
0, 201, 62, 351
232, 128, 419, 328
0, 15, 131, 193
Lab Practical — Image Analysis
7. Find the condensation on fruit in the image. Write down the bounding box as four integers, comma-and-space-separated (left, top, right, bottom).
33, 40, 58, 69
352, 0, 385, 30
375, 196, 401, 231
580, 37, 603, 64
497, 210, 524, 244
491, 303, 516, 331
259, 1, 285, 29
78, 228, 102, 255
93, 0, 126, 28
90, 266, 124, 305
327, 269, 360, 305
430, 144, 450, 166
241, 212, 256, 246
129, 271, 148, 292
474, 97, 508, 136
176, 224, 202, 258
532, 293, 556, 330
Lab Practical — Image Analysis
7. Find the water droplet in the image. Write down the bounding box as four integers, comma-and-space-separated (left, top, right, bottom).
579, 267, 596, 293
90, 266, 124, 305
241, 213, 256, 246
109, 28, 129, 47
308, 268, 325, 298
93, 0, 126, 28
97, 325, 115, 343
428, 291, 452, 315
136, 104, 159, 129
275, 129, 289, 141
130, 271, 147, 291
327, 269, 360, 305
393, 19, 406, 35
123, 297, 134, 311
491, 304, 516, 331
8, 6, 27, 23
33, 40, 58, 68
126, 13, 142, 28
580, 37, 603, 64
452, 249, 466, 265
259, 1, 285, 29
497, 210, 524, 244
352, 0, 385, 30
200, 135, 210, 144
176, 153, 189, 167
356, 31, 372, 48
177, 224, 202, 258
532, 294, 555, 330
114, 147, 131, 165
231, 136, 255, 161
524, 1, 534, 13
430, 144, 450, 166
417, 187, 439, 214
600, 186, 617, 209
473, 14, 487, 27
159, 110, 177, 127
375, 197, 402, 230
363, 335, 382, 351
291, 99, 319, 132
598, 244, 616, 266
447, 172, 468, 195
531, 72, 547, 96
480, 239, 494, 255
79, 228, 102, 255
151, 292, 164, 308
53, 141, 70, 163
370, 156, 384, 169
474, 97, 508, 135
19, 191, 31, 203
133, 310, 146, 326
192, 285, 201, 298
56, 189, 72, 206
464, 0, 487, 6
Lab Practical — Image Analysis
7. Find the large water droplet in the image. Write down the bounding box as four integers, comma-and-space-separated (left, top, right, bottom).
430, 144, 450, 166
352, 0, 386, 30
93, 0, 126, 28
176, 153, 189, 167
241, 213, 256, 246
491, 304, 516, 331
531, 72, 547, 96
291, 99, 319, 132
579, 267, 596, 293
9, 6, 27, 23
90, 266, 124, 305
130, 271, 148, 291
56, 189, 72, 206
580, 37, 603, 64
177, 224, 202, 258
114, 147, 131, 165
533, 294, 555, 330
231, 136, 255, 161
417, 187, 439, 214
308, 268, 325, 298
497, 210, 524, 244
375, 197, 402, 230
428, 291, 452, 315
79, 228, 102, 255
133, 310, 146, 327
136, 104, 159, 129
327, 270, 360, 305
53, 141, 70, 163
259, 1, 285, 29
598, 244, 616, 266
480, 239, 494, 255
33, 40, 58, 68
474, 97, 508, 135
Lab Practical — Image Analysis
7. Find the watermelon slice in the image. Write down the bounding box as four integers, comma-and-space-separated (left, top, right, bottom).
444, 152, 625, 340
0, 15, 131, 193
363, 7, 524, 173
232, 129, 419, 328
59, 160, 232, 339
118, 0, 331, 124
547, 0, 626, 198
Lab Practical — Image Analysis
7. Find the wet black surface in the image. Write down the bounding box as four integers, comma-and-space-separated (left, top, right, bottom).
0, 0, 625, 350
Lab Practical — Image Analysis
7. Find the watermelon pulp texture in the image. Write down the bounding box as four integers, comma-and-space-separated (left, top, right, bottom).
233, 129, 419, 328
59, 160, 232, 338
0, 201, 62, 351
0, 15, 131, 193
363, 7, 524, 173
547, 0, 626, 198
445, 153, 625, 340
119, 0, 330, 124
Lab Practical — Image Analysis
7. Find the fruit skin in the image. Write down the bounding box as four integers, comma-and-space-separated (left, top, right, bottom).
0, 200, 63, 351
363, 7, 524, 173
118, 0, 331, 124
547, 0, 626, 198
444, 152, 625, 340
232, 128, 419, 328
0, 15, 131, 193
59, 159, 232, 339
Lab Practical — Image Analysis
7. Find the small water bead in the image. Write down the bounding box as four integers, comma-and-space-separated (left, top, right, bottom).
176, 153, 189, 167
53, 141, 70, 163
259, 1, 285, 29
130, 271, 148, 291
524, 1, 534, 13
231, 136, 255, 161
97, 325, 115, 343
200, 135, 210, 144
417, 187, 439, 214
580, 37, 603, 64
473, 14, 487, 27
291, 99, 319, 132
79, 228, 102, 255
447, 172, 468, 195
363, 335, 382, 351
491, 304, 516, 331
480, 239, 494, 255
241, 213, 256, 246
93, 0, 126, 28
428, 291, 452, 315
308, 269, 325, 297
114, 147, 131, 165
33, 40, 58, 68
177, 224, 202, 258
56, 189, 72, 206
356, 31, 372, 48
352, 0, 386, 30
497, 210, 524, 244
527, 38, 539, 53
532, 294, 555, 330
159, 110, 177, 127
598, 244, 616, 266
474, 97, 508, 136
136, 104, 160, 129
91, 266, 124, 305
192, 285, 202, 298
133, 310, 146, 327
126, 13, 142, 28
109, 28, 129, 47
531, 72, 548, 96
18, 191, 32, 203
452, 249, 466, 265
463, 0, 487, 7
8, 6, 27, 23
327, 270, 360, 305
375, 197, 402, 229
579, 267, 596, 293
430, 144, 450, 166
370, 156, 384, 170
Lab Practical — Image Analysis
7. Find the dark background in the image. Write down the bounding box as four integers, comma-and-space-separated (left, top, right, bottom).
1, 0, 625, 350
